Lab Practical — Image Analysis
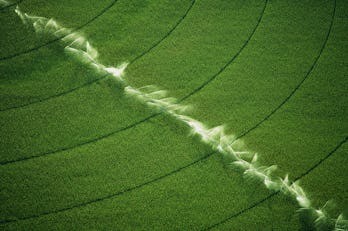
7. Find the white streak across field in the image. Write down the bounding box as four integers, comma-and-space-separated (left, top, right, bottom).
14, 6, 347, 230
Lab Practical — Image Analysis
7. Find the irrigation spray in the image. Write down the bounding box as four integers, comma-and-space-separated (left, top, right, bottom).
11, 5, 348, 230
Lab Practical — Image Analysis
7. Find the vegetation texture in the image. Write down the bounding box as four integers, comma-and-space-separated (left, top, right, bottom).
0, 0, 347, 230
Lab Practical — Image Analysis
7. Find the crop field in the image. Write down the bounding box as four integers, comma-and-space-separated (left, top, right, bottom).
0, 0, 347, 230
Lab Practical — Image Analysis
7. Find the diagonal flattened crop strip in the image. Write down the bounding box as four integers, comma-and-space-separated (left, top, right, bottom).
1, 136, 346, 225
2, 0, 347, 229
0, 0, 267, 164
203, 0, 344, 228
0, 0, 118, 61
8, 0, 333, 169
203, 136, 348, 230
0, 0, 195, 112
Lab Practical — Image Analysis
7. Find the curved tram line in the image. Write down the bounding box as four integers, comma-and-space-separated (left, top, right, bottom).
0, 0, 195, 111
0, 0, 119, 61
1, 0, 346, 229
1, 0, 267, 164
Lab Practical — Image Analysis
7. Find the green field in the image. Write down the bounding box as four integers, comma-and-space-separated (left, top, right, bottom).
0, 0, 347, 230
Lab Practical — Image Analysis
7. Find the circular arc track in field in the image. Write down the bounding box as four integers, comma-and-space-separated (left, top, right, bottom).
205, 0, 340, 228
0, 0, 196, 112
1, 136, 346, 225
0, 0, 342, 223
0, 1, 338, 223
0, 0, 267, 164
1, 0, 344, 229
0, 0, 119, 61
0, 151, 213, 224
204, 135, 347, 230
236, 0, 337, 141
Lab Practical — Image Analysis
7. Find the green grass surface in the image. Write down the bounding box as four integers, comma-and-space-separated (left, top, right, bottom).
0, 0, 347, 230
